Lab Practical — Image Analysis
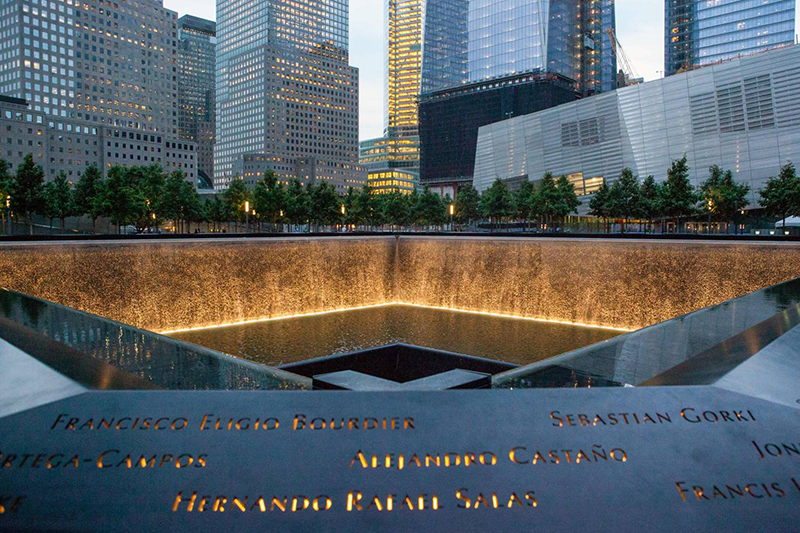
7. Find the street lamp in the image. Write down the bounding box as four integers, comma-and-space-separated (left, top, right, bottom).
5, 195, 10, 236
244, 201, 250, 232
449, 203, 454, 231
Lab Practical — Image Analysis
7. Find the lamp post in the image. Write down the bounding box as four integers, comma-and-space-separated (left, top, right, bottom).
449, 203, 454, 232
6, 195, 10, 236
244, 200, 250, 233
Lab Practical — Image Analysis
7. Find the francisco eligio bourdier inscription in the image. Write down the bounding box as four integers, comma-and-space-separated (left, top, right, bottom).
1, 386, 799, 532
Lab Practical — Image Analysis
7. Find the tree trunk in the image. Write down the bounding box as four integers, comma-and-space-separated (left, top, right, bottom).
28, 213, 34, 235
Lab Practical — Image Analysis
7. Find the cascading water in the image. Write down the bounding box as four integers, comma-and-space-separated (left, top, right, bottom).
1, 236, 799, 334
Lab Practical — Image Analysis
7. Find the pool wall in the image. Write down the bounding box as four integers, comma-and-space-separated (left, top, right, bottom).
2, 236, 800, 332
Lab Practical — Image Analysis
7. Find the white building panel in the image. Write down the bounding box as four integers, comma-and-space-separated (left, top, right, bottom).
473, 45, 800, 211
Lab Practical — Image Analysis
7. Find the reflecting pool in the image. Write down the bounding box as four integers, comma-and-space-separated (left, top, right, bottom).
169, 305, 621, 367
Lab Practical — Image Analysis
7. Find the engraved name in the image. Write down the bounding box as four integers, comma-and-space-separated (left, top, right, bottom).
0, 451, 207, 469
752, 440, 800, 460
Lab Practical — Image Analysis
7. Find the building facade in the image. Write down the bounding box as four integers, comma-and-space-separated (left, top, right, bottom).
214, 0, 364, 193
419, 72, 579, 186
178, 15, 215, 189
359, 136, 420, 172
665, 0, 795, 77
417, 0, 616, 189
419, 0, 616, 96
474, 45, 800, 211
367, 168, 419, 194
0, 0, 196, 184
420, 0, 468, 94
359, 0, 423, 183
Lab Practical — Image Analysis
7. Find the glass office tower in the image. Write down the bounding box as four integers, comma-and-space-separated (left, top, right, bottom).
665, 0, 795, 76
179, 16, 217, 188
418, 0, 616, 187
386, 0, 423, 139
360, 0, 424, 177
215, 0, 363, 191
420, 0, 615, 96
420, 0, 469, 94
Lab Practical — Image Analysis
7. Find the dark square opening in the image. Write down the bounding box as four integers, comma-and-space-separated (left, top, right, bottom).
279, 343, 518, 383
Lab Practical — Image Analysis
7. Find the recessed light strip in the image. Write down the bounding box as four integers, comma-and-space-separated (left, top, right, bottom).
158, 303, 633, 335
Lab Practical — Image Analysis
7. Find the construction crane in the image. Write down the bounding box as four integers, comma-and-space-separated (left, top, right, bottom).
606, 28, 640, 86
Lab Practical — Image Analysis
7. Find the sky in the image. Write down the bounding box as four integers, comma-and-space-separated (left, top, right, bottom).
165, 0, 800, 141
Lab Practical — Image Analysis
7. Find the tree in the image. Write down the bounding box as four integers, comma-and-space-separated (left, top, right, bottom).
308, 181, 341, 229
44, 171, 73, 233
96, 166, 147, 233
515, 180, 535, 230
537, 173, 559, 230
73, 164, 104, 232
416, 186, 446, 228
159, 171, 185, 232
285, 179, 310, 228
383, 189, 410, 229
455, 183, 481, 226
223, 177, 252, 229
716, 170, 750, 235
179, 177, 204, 232
367, 189, 387, 228
353, 184, 383, 229
759, 161, 799, 231
342, 187, 361, 227
480, 179, 514, 230
0, 159, 13, 235
140, 165, 166, 231
589, 179, 612, 232
660, 156, 699, 232
405, 188, 419, 229
608, 168, 640, 233
205, 195, 226, 232
253, 170, 287, 231
10, 154, 46, 235
552, 175, 581, 231
700, 165, 750, 234
639, 175, 661, 233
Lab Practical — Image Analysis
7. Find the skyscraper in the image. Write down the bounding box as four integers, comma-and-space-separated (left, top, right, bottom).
420, 0, 468, 95
178, 15, 216, 189
0, 0, 197, 183
418, 0, 616, 190
359, 0, 423, 179
665, 0, 795, 76
214, 0, 364, 192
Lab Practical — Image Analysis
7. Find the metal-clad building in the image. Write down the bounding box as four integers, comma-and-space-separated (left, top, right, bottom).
474, 46, 800, 208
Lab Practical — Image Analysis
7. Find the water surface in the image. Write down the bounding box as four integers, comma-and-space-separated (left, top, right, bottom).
169, 306, 621, 367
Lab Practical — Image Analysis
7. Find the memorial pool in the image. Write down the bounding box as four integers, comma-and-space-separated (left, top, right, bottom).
168, 305, 622, 367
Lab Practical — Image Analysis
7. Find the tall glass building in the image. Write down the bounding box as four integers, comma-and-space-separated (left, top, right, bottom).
215, 0, 364, 191
420, 0, 469, 94
419, 0, 616, 96
665, 0, 796, 76
386, 0, 423, 139
418, 0, 616, 187
360, 0, 424, 178
179, 16, 216, 188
